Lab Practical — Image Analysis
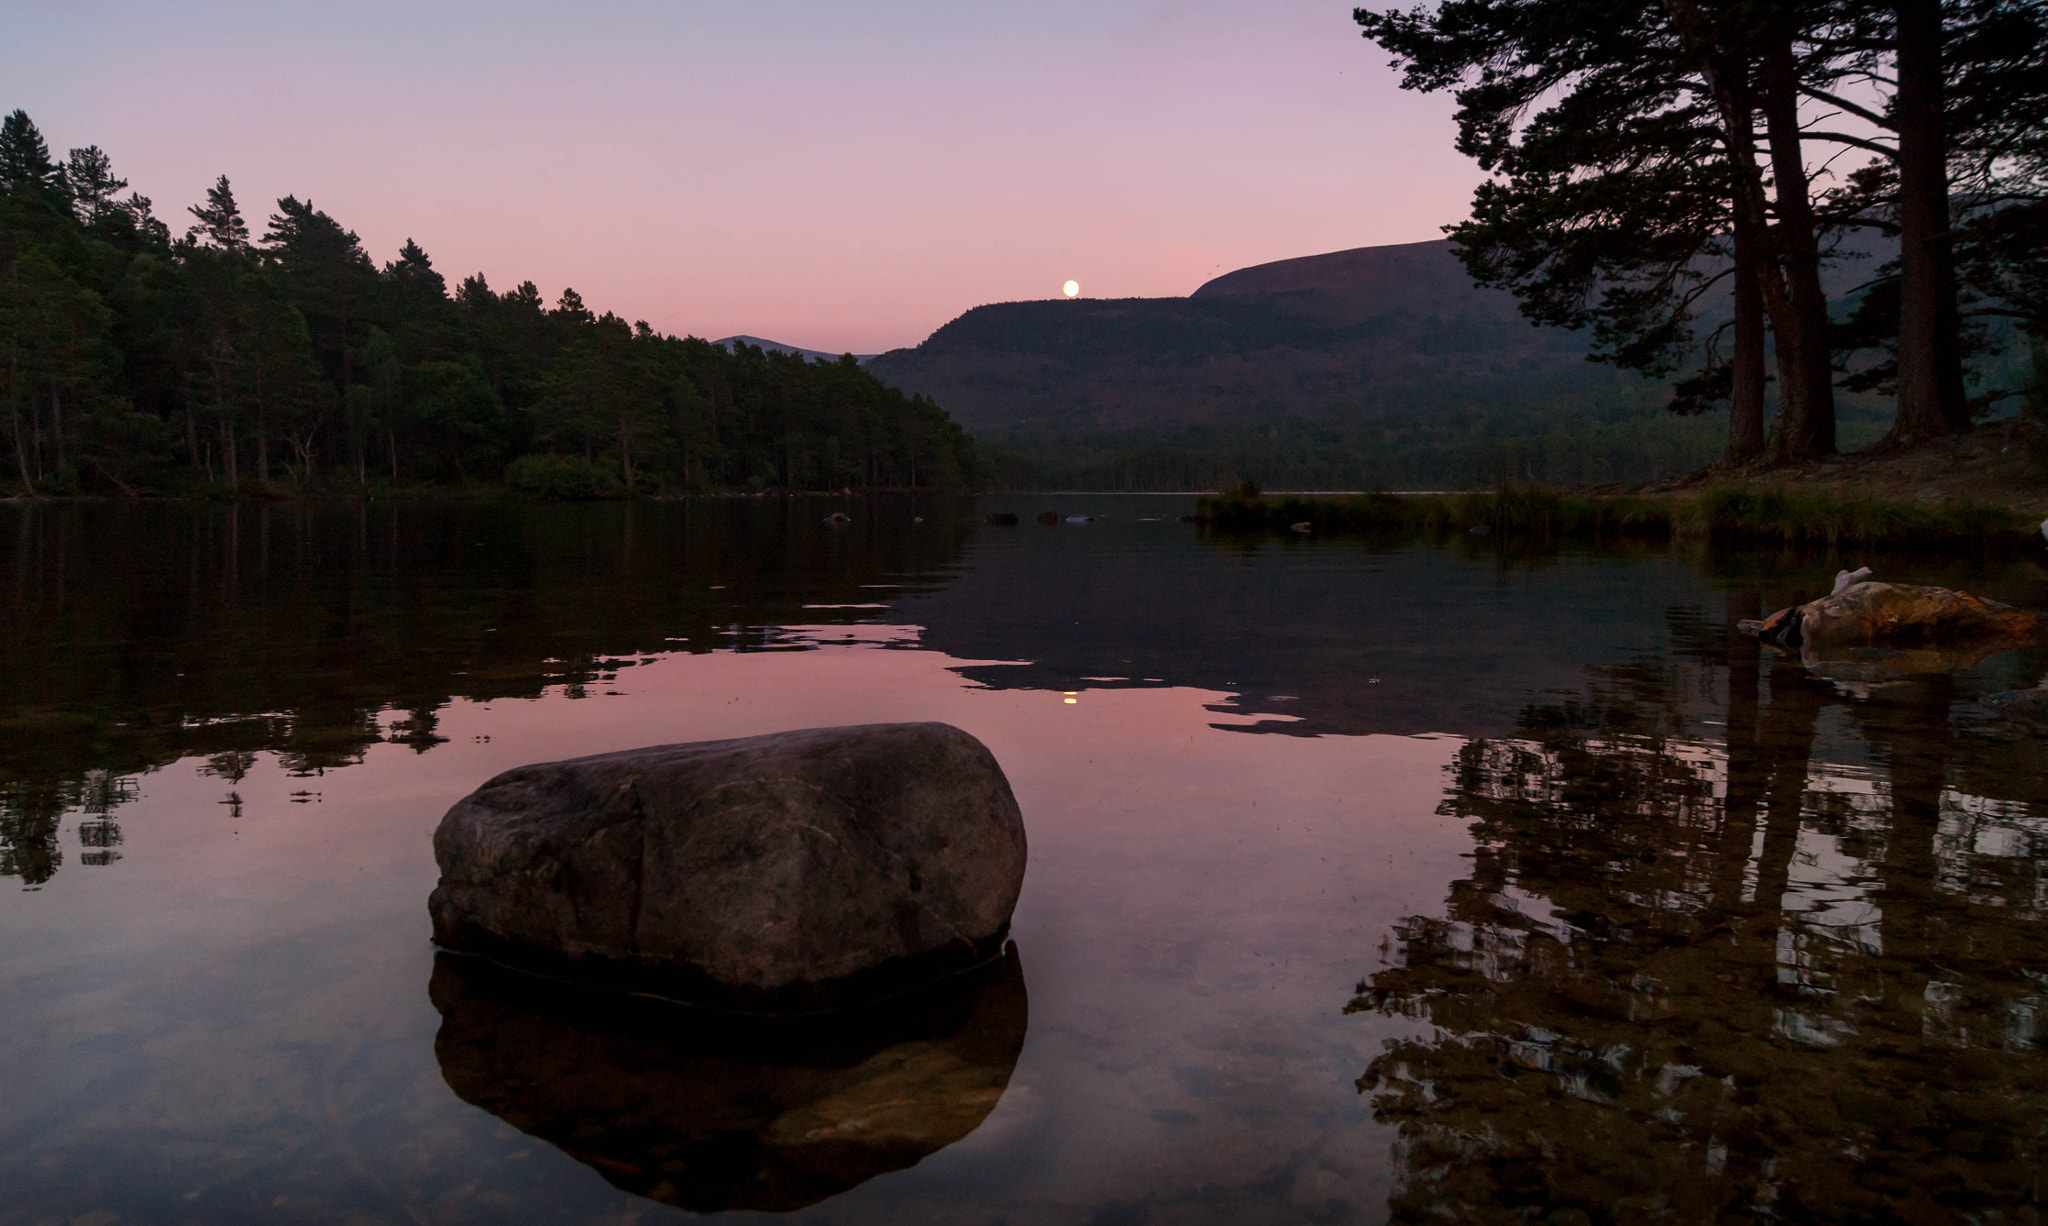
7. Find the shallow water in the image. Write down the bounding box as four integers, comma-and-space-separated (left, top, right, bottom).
2, 496, 2046, 1224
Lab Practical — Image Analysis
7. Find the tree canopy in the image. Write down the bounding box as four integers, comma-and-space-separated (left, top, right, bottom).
0, 112, 982, 497
1354, 0, 2048, 466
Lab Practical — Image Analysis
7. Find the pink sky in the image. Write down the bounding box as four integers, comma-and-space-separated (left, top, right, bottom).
8, 1, 1479, 354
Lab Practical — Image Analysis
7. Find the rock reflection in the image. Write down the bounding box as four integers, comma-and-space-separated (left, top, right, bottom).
1350, 619, 2048, 1221
1798, 641, 2027, 686
429, 944, 1028, 1212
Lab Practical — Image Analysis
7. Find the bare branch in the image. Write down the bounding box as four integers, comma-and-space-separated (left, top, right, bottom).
1801, 130, 1899, 159
1798, 85, 1894, 129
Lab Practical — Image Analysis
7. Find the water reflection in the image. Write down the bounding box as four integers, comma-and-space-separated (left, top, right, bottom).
5, 495, 2047, 1220
429, 945, 1028, 1212
1349, 607, 2048, 1221
8, 495, 2044, 891
1, 497, 972, 885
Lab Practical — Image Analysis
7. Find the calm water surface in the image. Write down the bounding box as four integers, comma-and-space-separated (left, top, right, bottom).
3, 497, 2046, 1224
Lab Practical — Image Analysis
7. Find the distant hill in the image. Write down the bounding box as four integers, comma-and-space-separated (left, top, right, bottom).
868, 239, 1585, 436
863, 240, 1732, 488
713, 335, 876, 364
863, 239, 1904, 490
1191, 238, 1500, 310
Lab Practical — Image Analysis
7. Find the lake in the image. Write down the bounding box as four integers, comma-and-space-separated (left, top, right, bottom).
3, 496, 2046, 1224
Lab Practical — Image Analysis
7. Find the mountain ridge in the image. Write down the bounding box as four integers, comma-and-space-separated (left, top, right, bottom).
856, 237, 1768, 488
713, 335, 878, 364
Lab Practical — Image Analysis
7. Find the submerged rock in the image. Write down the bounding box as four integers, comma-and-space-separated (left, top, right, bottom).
431, 944, 1028, 1213
984, 513, 1019, 526
428, 722, 1027, 1012
1746, 581, 2039, 654
1036, 511, 1060, 525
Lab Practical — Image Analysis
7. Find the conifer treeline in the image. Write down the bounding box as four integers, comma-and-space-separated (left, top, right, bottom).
0, 111, 982, 497
1356, 0, 2048, 466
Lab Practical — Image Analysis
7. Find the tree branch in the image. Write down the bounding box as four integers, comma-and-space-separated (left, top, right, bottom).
1798, 85, 1894, 129
1801, 130, 1899, 159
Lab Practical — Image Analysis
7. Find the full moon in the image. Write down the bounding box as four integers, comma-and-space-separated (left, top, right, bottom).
1062, 280, 1080, 298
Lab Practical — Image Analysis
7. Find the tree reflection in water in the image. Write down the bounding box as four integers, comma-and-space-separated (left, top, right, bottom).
1351, 607, 2048, 1222
0, 497, 974, 888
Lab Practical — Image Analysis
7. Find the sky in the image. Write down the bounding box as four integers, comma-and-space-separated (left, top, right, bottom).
6, 1, 1481, 354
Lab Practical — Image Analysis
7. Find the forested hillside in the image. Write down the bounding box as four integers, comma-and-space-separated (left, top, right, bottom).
867, 241, 1845, 489
0, 111, 980, 498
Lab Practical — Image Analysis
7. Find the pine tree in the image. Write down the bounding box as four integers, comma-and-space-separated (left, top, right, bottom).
1355, 0, 1849, 465
186, 175, 250, 249
0, 110, 65, 207
264, 196, 375, 391
120, 193, 171, 245
63, 146, 127, 226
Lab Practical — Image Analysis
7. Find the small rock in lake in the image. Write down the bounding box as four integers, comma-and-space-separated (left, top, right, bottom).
985, 512, 1020, 525
428, 722, 1027, 1012
1289, 522, 1312, 534
823, 512, 851, 524
1064, 515, 1094, 524
1746, 581, 2039, 656
1037, 511, 1060, 525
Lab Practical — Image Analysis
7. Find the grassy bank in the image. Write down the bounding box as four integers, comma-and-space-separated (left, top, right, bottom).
1197, 486, 2045, 550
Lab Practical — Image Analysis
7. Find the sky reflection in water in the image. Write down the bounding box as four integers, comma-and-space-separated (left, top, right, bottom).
1, 498, 2045, 1224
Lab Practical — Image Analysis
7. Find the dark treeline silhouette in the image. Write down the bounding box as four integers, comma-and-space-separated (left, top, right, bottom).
1356, 0, 2048, 465
0, 111, 982, 498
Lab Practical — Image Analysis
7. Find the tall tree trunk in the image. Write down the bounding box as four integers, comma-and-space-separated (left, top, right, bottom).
1728, 78, 1769, 465
1760, 42, 1838, 463
221, 419, 238, 488
1729, 231, 1769, 463
185, 406, 201, 473
389, 428, 399, 481
4, 271, 25, 493
619, 415, 634, 489
1890, 0, 1970, 446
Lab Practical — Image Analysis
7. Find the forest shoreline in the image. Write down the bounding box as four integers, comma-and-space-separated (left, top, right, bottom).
1195, 487, 2048, 552
0, 485, 977, 504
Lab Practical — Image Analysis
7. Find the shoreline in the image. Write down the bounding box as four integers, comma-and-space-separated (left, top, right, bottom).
1193, 486, 2048, 552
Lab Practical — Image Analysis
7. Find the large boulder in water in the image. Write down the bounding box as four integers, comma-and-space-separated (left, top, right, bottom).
428, 722, 1027, 1012
1748, 581, 2039, 653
